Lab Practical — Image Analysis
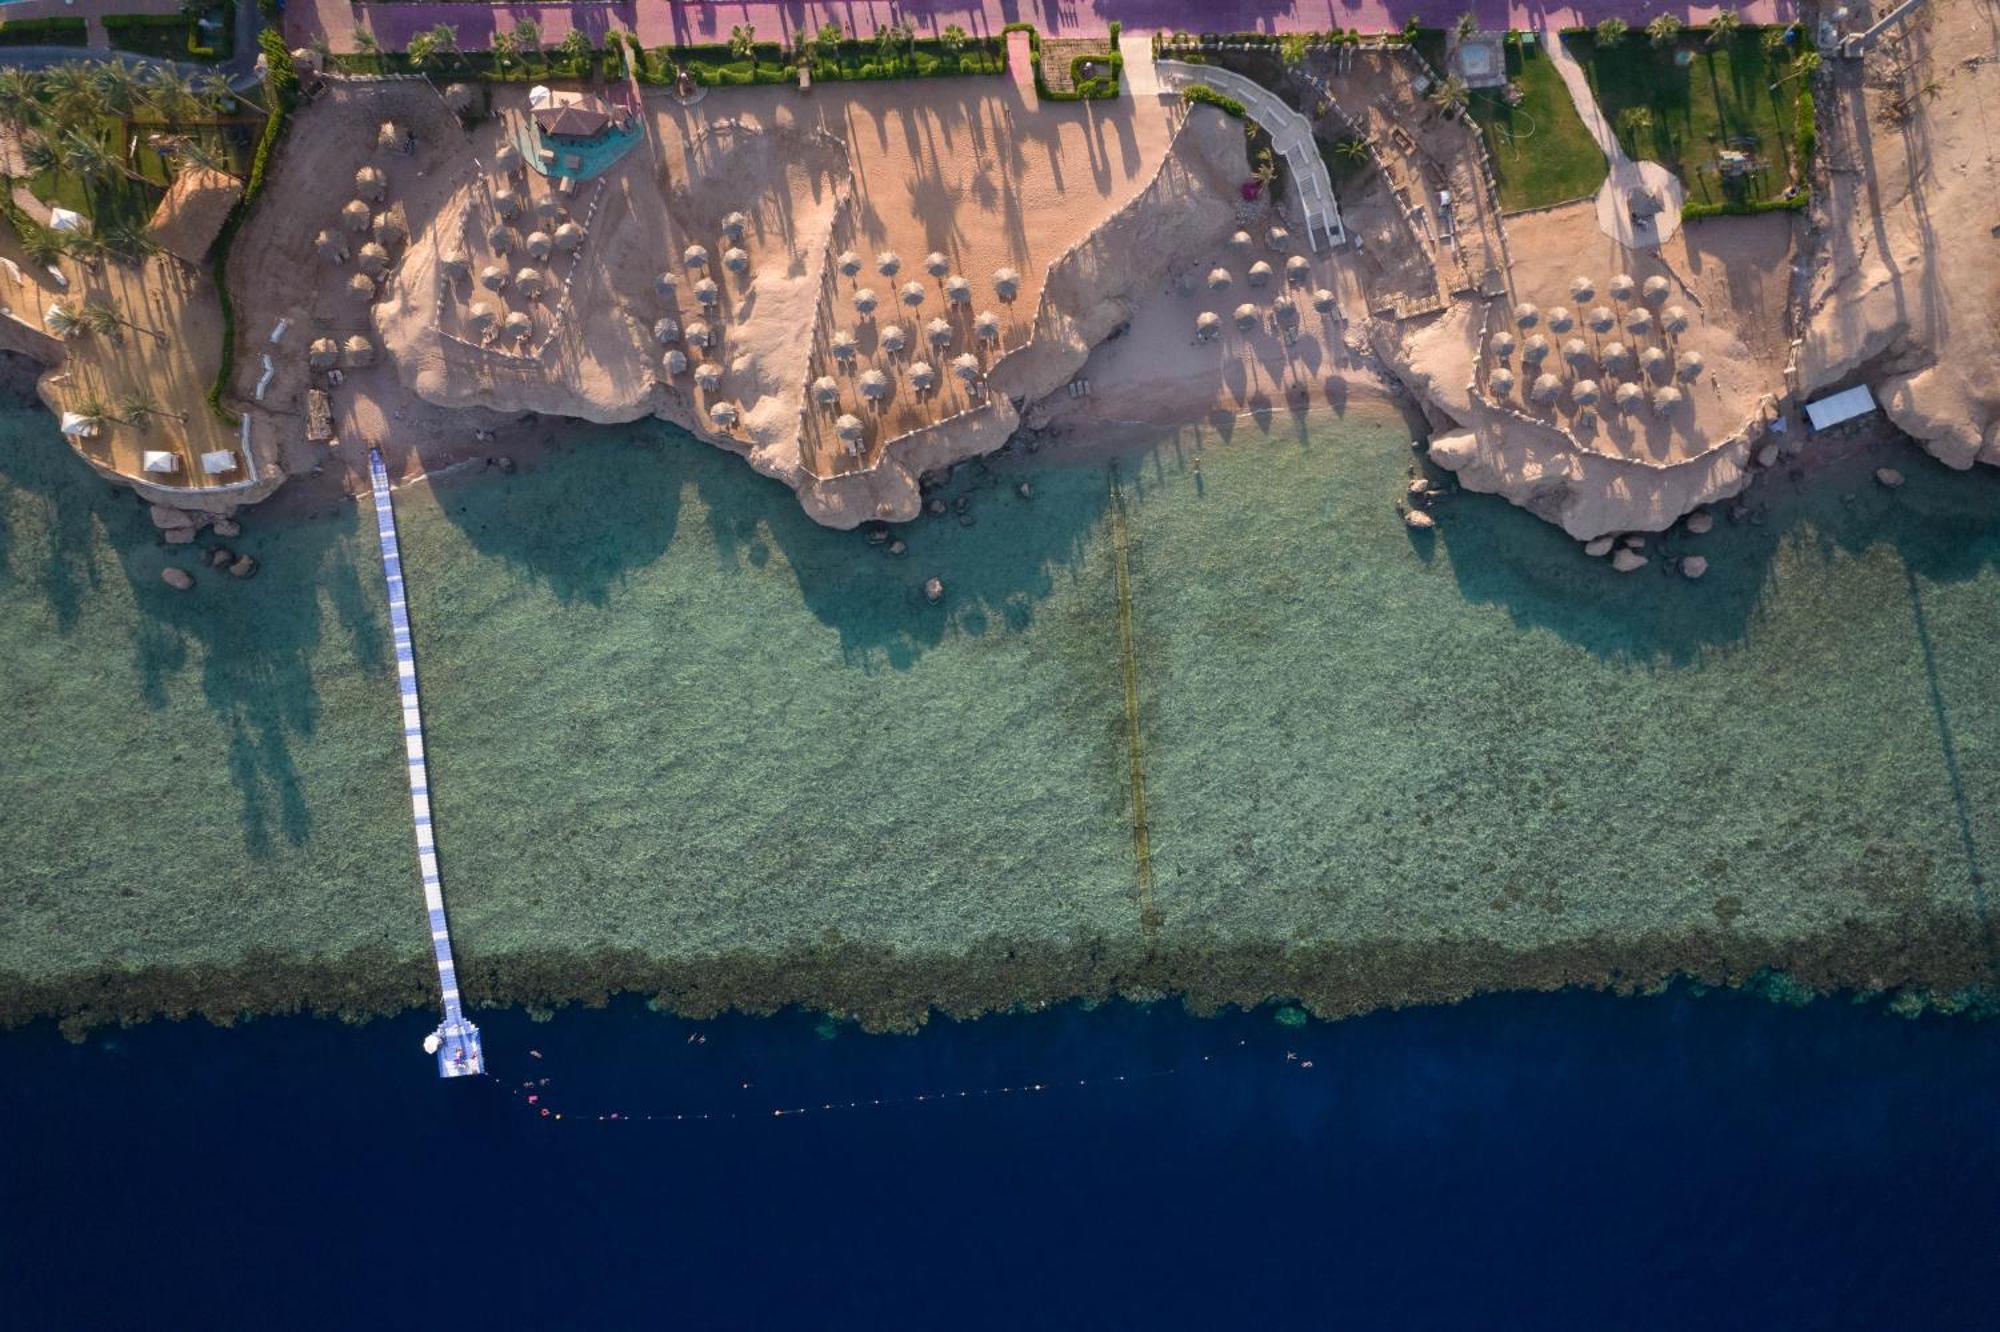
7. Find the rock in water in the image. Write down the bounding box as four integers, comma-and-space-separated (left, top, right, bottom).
1404, 509, 1435, 530
162, 526, 197, 545
923, 577, 945, 603
1875, 467, 1905, 488
1756, 443, 1780, 467
1685, 511, 1714, 534
1583, 536, 1615, 557
161, 567, 193, 590
1016, 481, 1033, 500
229, 555, 258, 579
1428, 430, 1478, 471
1682, 555, 1709, 579
212, 518, 242, 538
1612, 549, 1649, 573
208, 547, 235, 568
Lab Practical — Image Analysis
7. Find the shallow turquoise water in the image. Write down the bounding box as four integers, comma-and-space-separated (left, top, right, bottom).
3, 400, 1997, 1013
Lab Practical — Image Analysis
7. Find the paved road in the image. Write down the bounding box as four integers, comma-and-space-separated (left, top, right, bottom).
300, 0, 1800, 56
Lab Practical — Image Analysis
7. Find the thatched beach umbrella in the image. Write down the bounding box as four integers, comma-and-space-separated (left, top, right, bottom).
1615, 381, 1645, 410
553, 222, 583, 253
514, 268, 546, 300
945, 275, 971, 305
307, 337, 339, 370
710, 401, 739, 429
342, 335, 375, 368
1514, 302, 1540, 329
1196, 310, 1221, 341
899, 281, 926, 309
694, 361, 722, 392
495, 144, 522, 175
1488, 366, 1515, 396
355, 165, 387, 200
526, 231, 554, 260
685, 244, 709, 271
1609, 273, 1636, 302
479, 264, 508, 292
348, 272, 377, 300
1207, 267, 1232, 292
854, 287, 879, 316
1677, 351, 1705, 381
925, 316, 953, 349
1490, 329, 1517, 360
663, 348, 689, 375
1286, 255, 1310, 285
440, 253, 469, 282
925, 251, 950, 278
1522, 333, 1550, 364
838, 251, 862, 278
1563, 337, 1590, 368
468, 302, 497, 338
356, 242, 390, 276
835, 413, 864, 444
974, 310, 1001, 343
315, 229, 349, 263
721, 211, 748, 242
1233, 303, 1260, 332
1662, 305, 1690, 337
859, 368, 890, 402
829, 329, 856, 361
1229, 230, 1253, 252
1531, 372, 1562, 405
1571, 378, 1600, 407
1601, 341, 1631, 372
341, 199, 372, 233
723, 247, 750, 275
1653, 385, 1683, 413
493, 189, 522, 221
1587, 305, 1615, 334
880, 323, 909, 354
504, 310, 532, 344
1268, 225, 1291, 251
909, 360, 937, 392
654, 317, 681, 346
1642, 275, 1671, 305
535, 196, 563, 225
1625, 307, 1653, 336
1272, 294, 1298, 325
1570, 275, 1595, 302
1312, 289, 1337, 314
876, 250, 901, 277
993, 267, 1021, 302
1641, 346, 1669, 379
812, 375, 840, 406
1247, 260, 1274, 287
687, 319, 713, 349
951, 353, 982, 384
1548, 306, 1574, 334
694, 278, 720, 307
487, 223, 513, 253
373, 213, 407, 248
654, 272, 679, 299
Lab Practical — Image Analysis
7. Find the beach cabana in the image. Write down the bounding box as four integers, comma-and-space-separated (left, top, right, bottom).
201, 450, 237, 475
880, 324, 908, 354
526, 231, 554, 260
993, 267, 1021, 302
854, 287, 879, 316
1196, 311, 1221, 341
142, 450, 178, 473
925, 251, 950, 278
812, 375, 840, 406
909, 360, 938, 392
1233, 303, 1259, 331
925, 317, 953, 349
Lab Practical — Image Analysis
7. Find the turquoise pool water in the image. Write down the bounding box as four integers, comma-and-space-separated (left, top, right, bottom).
3, 400, 1997, 1023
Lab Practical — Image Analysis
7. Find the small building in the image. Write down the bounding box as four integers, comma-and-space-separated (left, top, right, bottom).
147, 166, 244, 264
532, 95, 619, 145
1805, 383, 1879, 432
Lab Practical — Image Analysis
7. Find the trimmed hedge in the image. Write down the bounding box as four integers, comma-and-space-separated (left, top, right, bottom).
208, 33, 296, 420
1682, 193, 1808, 219
632, 36, 1005, 87
0, 16, 87, 47
103, 7, 233, 64
1182, 83, 1247, 118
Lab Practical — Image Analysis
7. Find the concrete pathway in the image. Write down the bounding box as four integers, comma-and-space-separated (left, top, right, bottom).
1119, 32, 1159, 97
1543, 28, 1684, 249
1156, 59, 1345, 249
1006, 28, 1037, 104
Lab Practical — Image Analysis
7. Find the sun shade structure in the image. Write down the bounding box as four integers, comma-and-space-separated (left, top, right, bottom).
1625, 307, 1653, 335
723, 247, 749, 274
1268, 225, 1291, 249
835, 413, 864, 442
926, 316, 953, 348
900, 281, 927, 308
854, 287, 879, 315
1677, 351, 1706, 381
925, 251, 950, 278
1530, 373, 1562, 404
316, 229, 349, 263
1616, 381, 1645, 408
859, 368, 890, 400
812, 375, 840, 405
355, 165, 387, 200
373, 213, 407, 248
357, 242, 390, 275
945, 275, 972, 304
694, 279, 720, 306
350, 271, 378, 299
1610, 273, 1636, 301
1662, 305, 1690, 335
343, 335, 376, 367
709, 401, 739, 428
1563, 337, 1590, 366
495, 144, 522, 174
308, 337, 340, 369
838, 251, 862, 277
536, 197, 563, 223
146, 165, 244, 263
1312, 288, 1337, 314
1642, 346, 1670, 377
880, 323, 908, 354
829, 330, 857, 360
1234, 303, 1260, 331
526, 231, 554, 260
1522, 334, 1550, 363
534, 98, 615, 138
876, 251, 901, 277
1653, 385, 1683, 412
479, 264, 508, 292
493, 189, 521, 220
1196, 310, 1221, 340
909, 360, 938, 391
1286, 255, 1311, 283
1571, 378, 1600, 406
553, 222, 583, 252
684, 244, 709, 270
1570, 275, 1596, 301
341, 199, 372, 232
504, 310, 533, 343
1514, 303, 1540, 329
1229, 230, 1253, 251
1488, 366, 1515, 395
1247, 260, 1274, 287
654, 271, 678, 297
1642, 275, 1671, 305
694, 361, 722, 390
686, 319, 713, 348
1207, 267, 1232, 291
1547, 306, 1574, 334
487, 224, 514, 253
653, 316, 681, 346
1272, 294, 1298, 324
952, 353, 982, 382
514, 268, 546, 299
1490, 330, 1516, 358
992, 267, 1021, 301
1600, 340, 1631, 370
974, 310, 1001, 342
662, 348, 688, 374
1588, 305, 1615, 333
721, 211, 748, 242
468, 302, 497, 336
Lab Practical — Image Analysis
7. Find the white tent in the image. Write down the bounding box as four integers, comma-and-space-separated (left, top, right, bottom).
201, 450, 237, 475
59, 411, 99, 437
528, 85, 553, 109
1805, 384, 1878, 432
142, 450, 179, 473
49, 207, 86, 234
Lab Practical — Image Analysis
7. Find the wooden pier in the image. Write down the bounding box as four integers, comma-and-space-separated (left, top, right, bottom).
367, 449, 484, 1079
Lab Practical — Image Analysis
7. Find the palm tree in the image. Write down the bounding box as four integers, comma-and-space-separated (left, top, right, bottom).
199, 72, 267, 118
818, 21, 844, 53
491, 30, 520, 73
1617, 105, 1654, 146
730, 24, 757, 63
83, 298, 164, 344
17, 221, 67, 268
143, 67, 203, 122
1595, 18, 1629, 46
941, 24, 968, 57
353, 27, 380, 58
40, 63, 101, 122
118, 390, 185, 425
1429, 75, 1470, 118
69, 394, 109, 432
0, 68, 47, 137
1456, 11, 1479, 40
173, 133, 231, 176
1706, 8, 1742, 47
1772, 49, 1821, 89
1762, 25, 1794, 55
1646, 15, 1683, 47
556, 29, 591, 71
18, 131, 62, 181
86, 59, 141, 118
1921, 75, 1944, 100
101, 222, 159, 264
44, 302, 85, 340
513, 18, 541, 55
1334, 136, 1371, 164
61, 129, 153, 189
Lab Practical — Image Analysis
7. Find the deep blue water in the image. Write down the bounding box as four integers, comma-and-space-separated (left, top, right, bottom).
4, 991, 1997, 1329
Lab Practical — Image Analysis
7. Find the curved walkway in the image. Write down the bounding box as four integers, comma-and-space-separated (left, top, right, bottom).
1543, 29, 1684, 249
1155, 59, 1343, 249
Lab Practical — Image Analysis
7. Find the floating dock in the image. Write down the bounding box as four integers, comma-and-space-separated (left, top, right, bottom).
367, 449, 484, 1078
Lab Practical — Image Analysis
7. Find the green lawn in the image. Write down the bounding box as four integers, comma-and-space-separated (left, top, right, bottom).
25, 114, 261, 237
1570, 28, 1807, 205
1473, 41, 1608, 212
104, 4, 235, 64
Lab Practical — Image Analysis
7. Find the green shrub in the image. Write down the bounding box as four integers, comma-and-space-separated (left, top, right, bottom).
208, 33, 297, 420
1182, 83, 1247, 118
1681, 193, 1807, 219
0, 16, 88, 46
1795, 88, 1816, 174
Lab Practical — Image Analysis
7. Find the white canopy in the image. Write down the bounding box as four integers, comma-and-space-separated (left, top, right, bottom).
60, 410, 100, 437
528, 85, 553, 109
201, 450, 237, 475
142, 450, 179, 473
49, 207, 86, 233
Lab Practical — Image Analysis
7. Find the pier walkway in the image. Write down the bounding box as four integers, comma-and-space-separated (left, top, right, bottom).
367, 449, 484, 1079
1155, 61, 1346, 250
